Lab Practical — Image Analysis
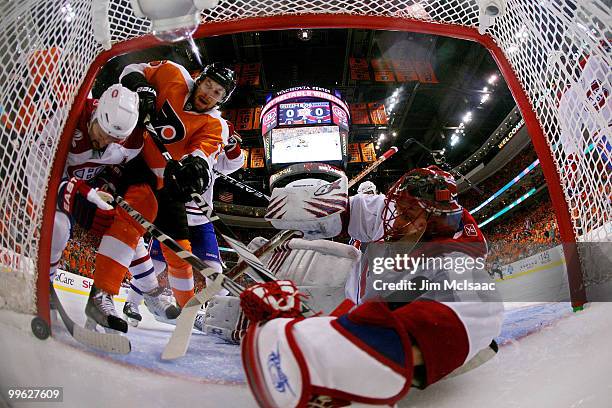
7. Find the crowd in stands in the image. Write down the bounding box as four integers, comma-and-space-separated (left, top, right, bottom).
484, 195, 560, 266
59, 226, 98, 279
59, 226, 132, 285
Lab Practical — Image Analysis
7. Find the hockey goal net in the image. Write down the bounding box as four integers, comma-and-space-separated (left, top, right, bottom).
0, 1, 609, 324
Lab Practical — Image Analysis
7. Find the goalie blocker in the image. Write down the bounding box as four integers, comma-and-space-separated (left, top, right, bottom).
266, 163, 348, 239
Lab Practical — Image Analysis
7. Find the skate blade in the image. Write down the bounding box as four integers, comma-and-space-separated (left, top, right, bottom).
124, 315, 141, 328
153, 314, 177, 326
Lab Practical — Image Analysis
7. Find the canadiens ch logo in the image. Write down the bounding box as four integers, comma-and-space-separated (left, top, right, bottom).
464, 223, 478, 237
73, 166, 104, 180
586, 79, 609, 111
267, 342, 295, 396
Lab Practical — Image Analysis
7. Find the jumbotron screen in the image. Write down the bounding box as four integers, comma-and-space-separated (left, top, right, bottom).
270, 125, 342, 165
277, 102, 331, 126
260, 86, 351, 169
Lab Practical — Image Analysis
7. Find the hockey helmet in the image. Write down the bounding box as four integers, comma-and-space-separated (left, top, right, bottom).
357, 180, 377, 195
94, 84, 139, 140
196, 63, 237, 104
382, 166, 463, 240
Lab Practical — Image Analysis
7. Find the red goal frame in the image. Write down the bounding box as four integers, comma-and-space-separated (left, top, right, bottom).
36, 14, 587, 329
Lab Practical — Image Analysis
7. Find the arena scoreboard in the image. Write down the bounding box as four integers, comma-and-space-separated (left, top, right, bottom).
260, 86, 351, 171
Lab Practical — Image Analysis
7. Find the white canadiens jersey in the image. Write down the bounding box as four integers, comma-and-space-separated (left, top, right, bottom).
348, 193, 391, 242
559, 54, 611, 158
63, 99, 144, 181
27, 99, 144, 204
185, 145, 245, 226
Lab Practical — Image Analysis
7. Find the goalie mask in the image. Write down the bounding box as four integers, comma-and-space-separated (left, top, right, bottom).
382, 166, 463, 241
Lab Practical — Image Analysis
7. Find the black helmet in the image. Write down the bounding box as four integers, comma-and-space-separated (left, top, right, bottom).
197, 63, 237, 104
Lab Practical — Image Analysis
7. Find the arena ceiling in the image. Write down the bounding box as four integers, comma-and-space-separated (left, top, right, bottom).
95, 27, 519, 200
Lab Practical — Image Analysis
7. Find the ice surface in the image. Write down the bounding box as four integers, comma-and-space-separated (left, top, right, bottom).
1, 288, 611, 407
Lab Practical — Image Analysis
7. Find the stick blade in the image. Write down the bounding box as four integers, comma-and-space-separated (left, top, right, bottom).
73, 325, 131, 354
162, 306, 199, 360
162, 275, 224, 360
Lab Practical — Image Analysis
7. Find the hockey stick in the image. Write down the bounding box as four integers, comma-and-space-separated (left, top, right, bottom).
348, 146, 398, 188
143, 118, 239, 240
115, 197, 315, 358
213, 169, 270, 202
116, 196, 244, 296
50, 284, 131, 354
164, 231, 300, 359
403, 138, 484, 195
116, 197, 315, 312
225, 229, 301, 281
163, 272, 223, 359
142, 121, 296, 285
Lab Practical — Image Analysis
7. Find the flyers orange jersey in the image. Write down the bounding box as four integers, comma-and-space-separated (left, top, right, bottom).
120, 60, 230, 185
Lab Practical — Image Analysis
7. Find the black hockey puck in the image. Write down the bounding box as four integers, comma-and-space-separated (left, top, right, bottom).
31, 316, 50, 340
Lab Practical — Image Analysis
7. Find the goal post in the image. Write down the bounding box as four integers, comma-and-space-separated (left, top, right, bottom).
0, 1, 609, 331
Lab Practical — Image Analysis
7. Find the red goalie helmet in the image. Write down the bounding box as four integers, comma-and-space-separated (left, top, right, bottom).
382, 166, 463, 241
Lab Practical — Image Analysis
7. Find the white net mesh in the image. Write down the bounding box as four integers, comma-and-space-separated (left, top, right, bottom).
0, 0, 609, 314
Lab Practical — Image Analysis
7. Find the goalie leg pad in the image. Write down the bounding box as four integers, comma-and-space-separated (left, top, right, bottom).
203, 295, 248, 344
242, 312, 413, 408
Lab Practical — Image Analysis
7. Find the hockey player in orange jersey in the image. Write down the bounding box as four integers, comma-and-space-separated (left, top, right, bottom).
120, 60, 237, 308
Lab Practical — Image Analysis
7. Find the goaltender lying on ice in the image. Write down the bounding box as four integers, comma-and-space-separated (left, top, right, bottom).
191, 164, 503, 407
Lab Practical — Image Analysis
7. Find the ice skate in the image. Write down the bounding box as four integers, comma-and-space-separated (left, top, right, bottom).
143, 287, 180, 325
123, 301, 142, 327
85, 285, 128, 334
193, 311, 205, 333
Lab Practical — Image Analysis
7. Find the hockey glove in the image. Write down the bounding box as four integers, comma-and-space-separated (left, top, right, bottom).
163, 155, 211, 203
57, 178, 115, 235
224, 122, 242, 160
121, 72, 157, 122
224, 132, 242, 160
239, 280, 304, 324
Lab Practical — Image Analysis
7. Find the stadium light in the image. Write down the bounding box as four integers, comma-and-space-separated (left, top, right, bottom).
298, 29, 313, 41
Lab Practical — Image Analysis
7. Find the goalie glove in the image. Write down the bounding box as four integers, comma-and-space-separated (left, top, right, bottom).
239, 280, 304, 324
57, 177, 115, 235
163, 154, 211, 203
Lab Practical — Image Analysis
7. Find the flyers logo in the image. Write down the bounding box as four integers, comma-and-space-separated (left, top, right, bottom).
155, 101, 186, 143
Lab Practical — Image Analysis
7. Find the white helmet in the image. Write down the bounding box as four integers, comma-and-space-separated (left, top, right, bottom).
357, 180, 377, 195
94, 84, 139, 140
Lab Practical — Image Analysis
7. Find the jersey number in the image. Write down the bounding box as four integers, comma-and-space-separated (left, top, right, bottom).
154, 101, 186, 144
